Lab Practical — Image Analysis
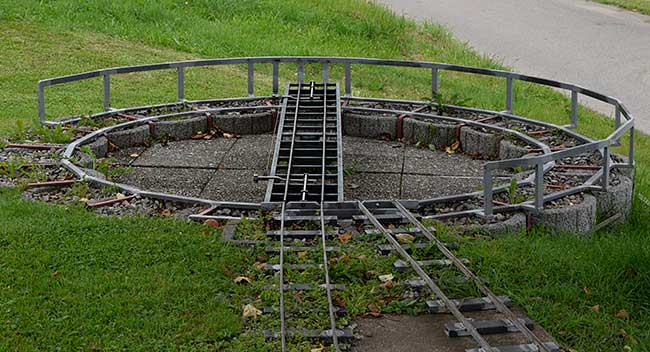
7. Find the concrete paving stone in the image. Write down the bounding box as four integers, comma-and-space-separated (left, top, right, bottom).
352, 307, 555, 352
343, 136, 404, 173
403, 147, 484, 176
401, 174, 482, 199
200, 169, 266, 202
345, 173, 400, 200
220, 134, 276, 170
106, 125, 150, 148
132, 138, 235, 168
114, 167, 213, 198
153, 115, 208, 140
109, 146, 147, 164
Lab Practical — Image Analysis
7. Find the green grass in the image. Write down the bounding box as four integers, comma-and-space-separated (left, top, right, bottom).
591, 0, 650, 15
0, 1, 649, 351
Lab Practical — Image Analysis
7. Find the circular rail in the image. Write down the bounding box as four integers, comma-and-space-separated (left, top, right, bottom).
37, 56, 635, 219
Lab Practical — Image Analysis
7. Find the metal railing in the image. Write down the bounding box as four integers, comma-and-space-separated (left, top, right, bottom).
37, 56, 635, 214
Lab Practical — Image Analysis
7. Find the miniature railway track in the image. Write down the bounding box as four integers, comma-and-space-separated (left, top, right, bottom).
265, 81, 343, 202
262, 81, 348, 351
357, 200, 560, 352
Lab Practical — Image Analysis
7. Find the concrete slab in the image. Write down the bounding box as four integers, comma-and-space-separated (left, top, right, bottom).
353, 308, 555, 352
403, 147, 484, 176
114, 167, 213, 198
132, 138, 235, 168
345, 173, 401, 200
201, 169, 266, 202
401, 174, 482, 199
220, 134, 276, 170
344, 136, 404, 173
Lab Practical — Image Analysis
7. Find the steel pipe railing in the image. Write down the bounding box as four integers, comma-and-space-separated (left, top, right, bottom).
37, 56, 635, 216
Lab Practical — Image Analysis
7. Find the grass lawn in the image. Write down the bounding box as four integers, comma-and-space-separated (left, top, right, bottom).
591, 0, 650, 15
0, 1, 649, 351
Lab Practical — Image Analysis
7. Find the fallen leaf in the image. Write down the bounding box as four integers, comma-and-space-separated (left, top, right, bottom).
51, 271, 60, 277
204, 219, 222, 229
223, 132, 240, 139
160, 208, 172, 217
616, 309, 629, 319
338, 232, 353, 243
380, 280, 394, 289
116, 193, 127, 200
583, 287, 590, 295
234, 276, 252, 285
591, 305, 600, 312
378, 274, 394, 283
253, 261, 266, 270
79, 197, 89, 204
191, 132, 204, 139
242, 304, 262, 320
335, 297, 347, 308
311, 346, 325, 352
367, 303, 382, 317
129, 153, 140, 158
445, 140, 460, 154
395, 233, 415, 244
297, 251, 309, 259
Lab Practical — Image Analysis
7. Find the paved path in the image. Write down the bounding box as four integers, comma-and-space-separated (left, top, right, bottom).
375, 0, 650, 133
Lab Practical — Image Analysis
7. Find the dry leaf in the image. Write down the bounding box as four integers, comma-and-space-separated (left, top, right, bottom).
191, 132, 204, 139
445, 141, 460, 154
234, 276, 252, 285
380, 280, 394, 289
367, 303, 381, 317
253, 261, 266, 270
591, 305, 600, 312
311, 346, 325, 352
395, 233, 415, 244
223, 132, 240, 139
616, 309, 629, 319
204, 219, 222, 229
242, 304, 262, 320
51, 271, 60, 277
297, 251, 309, 259
378, 274, 394, 283
335, 297, 347, 308
338, 232, 353, 243
116, 193, 127, 200
583, 287, 591, 295
129, 153, 140, 158
79, 197, 89, 204
160, 208, 172, 217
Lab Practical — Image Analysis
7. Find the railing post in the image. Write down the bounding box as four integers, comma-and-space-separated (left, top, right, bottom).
629, 127, 635, 169
247, 62, 255, 97
614, 105, 621, 146
431, 67, 439, 99
570, 90, 578, 128
297, 61, 304, 83
177, 67, 185, 102
483, 167, 493, 217
38, 81, 46, 123
322, 62, 329, 84
344, 63, 351, 96
505, 77, 513, 113
602, 145, 610, 191
535, 162, 544, 212
272, 61, 279, 96
103, 73, 111, 111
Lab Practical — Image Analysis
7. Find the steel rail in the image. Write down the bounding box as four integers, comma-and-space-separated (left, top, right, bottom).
392, 201, 552, 352
278, 81, 304, 351
319, 82, 341, 350
357, 201, 495, 352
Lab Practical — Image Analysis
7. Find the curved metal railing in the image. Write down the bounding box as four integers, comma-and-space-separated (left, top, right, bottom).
37, 56, 635, 215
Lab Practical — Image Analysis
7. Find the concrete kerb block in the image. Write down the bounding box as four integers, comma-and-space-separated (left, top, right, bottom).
342, 113, 360, 136
83, 136, 108, 158
250, 112, 274, 134
499, 139, 529, 160
106, 125, 150, 148
352, 114, 397, 139
460, 128, 500, 158
213, 115, 236, 133
233, 114, 253, 134
153, 115, 208, 140
532, 194, 597, 236
594, 175, 633, 220
459, 212, 527, 237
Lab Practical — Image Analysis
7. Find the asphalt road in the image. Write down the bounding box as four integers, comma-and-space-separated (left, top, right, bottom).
375, 0, 650, 133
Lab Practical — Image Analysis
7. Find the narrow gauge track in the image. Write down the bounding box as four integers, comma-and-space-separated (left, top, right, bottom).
262, 82, 347, 351
357, 200, 560, 352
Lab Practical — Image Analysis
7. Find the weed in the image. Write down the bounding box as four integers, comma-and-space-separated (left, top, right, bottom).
344, 164, 361, 176
12, 120, 28, 141
66, 181, 90, 199
0, 155, 27, 179
37, 124, 72, 143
